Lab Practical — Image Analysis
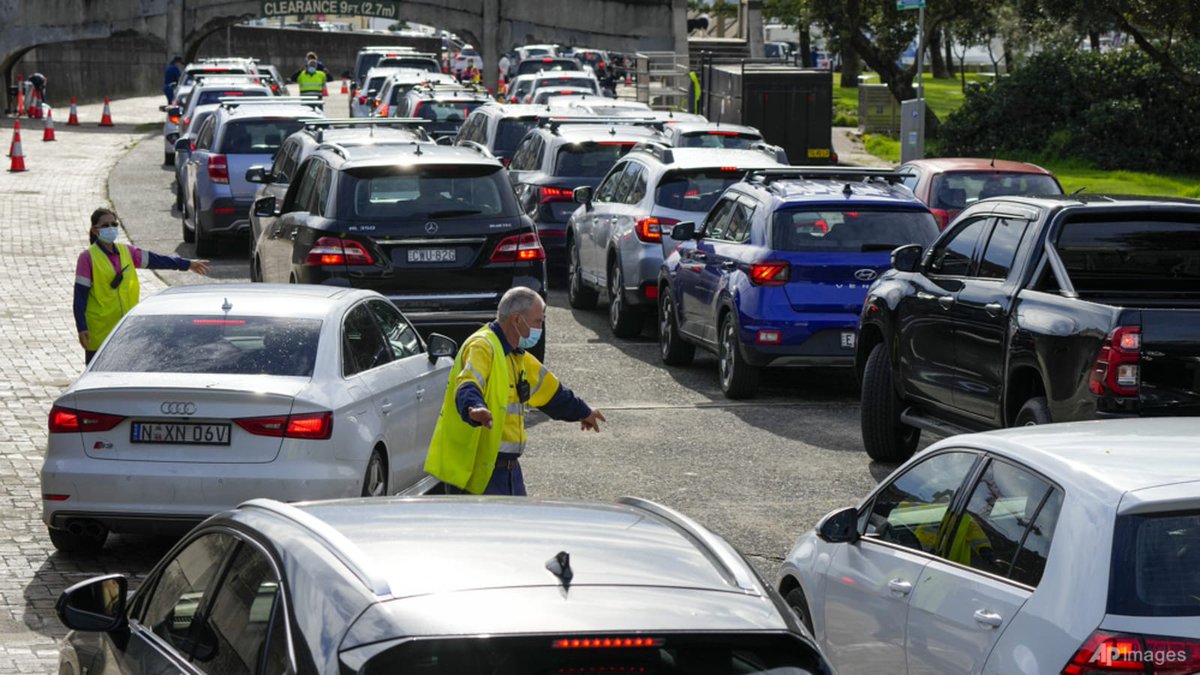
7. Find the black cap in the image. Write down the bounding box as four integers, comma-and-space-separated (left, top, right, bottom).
172, 55, 184, 63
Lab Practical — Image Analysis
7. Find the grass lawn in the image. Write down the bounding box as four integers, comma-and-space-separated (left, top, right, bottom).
834, 74, 991, 126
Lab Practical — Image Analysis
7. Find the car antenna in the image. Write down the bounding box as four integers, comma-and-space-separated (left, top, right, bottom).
221, 297, 232, 312
545, 551, 573, 589
413, 142, 423, 156
843, 183, 853, 196
990, 148, 996, 169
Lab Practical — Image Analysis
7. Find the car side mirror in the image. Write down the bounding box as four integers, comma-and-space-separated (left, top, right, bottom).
158, 104, 169, 113
253, 196, 279, 217
670, 221, 697, 241
165, 132, 180, 145
174, 138, 191, 152
573, 185, 593, 206
245, 165, 273, 184
56, 574, 128, 633
435, 136, 454, 146
427, 333, 458, 363
815, 507, 860, 544
167, 106, 181, 117
891, 244, 924, 273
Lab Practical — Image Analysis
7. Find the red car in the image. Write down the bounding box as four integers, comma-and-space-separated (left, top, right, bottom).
898, 158, 1063, 229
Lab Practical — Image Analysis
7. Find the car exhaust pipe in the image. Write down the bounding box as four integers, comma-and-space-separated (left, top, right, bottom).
64, 518, 106, 539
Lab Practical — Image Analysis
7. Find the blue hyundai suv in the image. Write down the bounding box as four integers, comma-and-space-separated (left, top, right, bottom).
658, 168, 939, 398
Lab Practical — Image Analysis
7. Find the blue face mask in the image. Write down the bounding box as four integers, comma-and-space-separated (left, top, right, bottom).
307, 66, 316, 74
96, 226, 119, 244
518, 316, 542, 350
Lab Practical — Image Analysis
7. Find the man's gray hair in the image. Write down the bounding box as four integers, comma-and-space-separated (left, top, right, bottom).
496, 287, 544, 321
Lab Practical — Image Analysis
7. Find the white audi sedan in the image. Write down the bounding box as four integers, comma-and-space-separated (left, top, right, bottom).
776, 418, 1200, 675
41, 285, 455, 553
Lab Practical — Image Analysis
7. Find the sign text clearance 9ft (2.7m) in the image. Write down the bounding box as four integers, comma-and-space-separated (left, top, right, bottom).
260, 0, 400, 17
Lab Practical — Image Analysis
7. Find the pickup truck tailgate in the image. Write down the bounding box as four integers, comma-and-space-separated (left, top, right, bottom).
1139, 311, 1200, 414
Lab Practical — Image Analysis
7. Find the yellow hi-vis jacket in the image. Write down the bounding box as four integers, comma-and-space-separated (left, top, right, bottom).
85, 244, 139, 351
425, 325, 561, 493
296, 69, 327, 94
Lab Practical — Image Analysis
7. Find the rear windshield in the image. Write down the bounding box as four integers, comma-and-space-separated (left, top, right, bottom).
655, 169, 747, 213
196, 89, 269, 106
359, 633, 826, 674
91, 316, 321, 377
339, 165, 514, 219
555, 142, 636, 178
357, 53, 384, 80
219, 119, 306, 154
930, 171, 1062, 210
378, 57, 440, 73
495, 118, 537, 156
1056, 218, 1200, 294
677, 131, 762, 150
534, 78, 597, 92
414, 101, 484, 123
773, 208, 939, 252
518, 59, 580, 76
1109, 510, 1200, 617
184, 68, 248, 86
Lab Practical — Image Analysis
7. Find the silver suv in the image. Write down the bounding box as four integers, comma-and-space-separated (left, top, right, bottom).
566, 144, 785, 337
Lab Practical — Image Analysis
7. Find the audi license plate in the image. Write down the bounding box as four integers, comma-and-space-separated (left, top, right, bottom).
130, 422, 231, 445
407, 248, 456, 263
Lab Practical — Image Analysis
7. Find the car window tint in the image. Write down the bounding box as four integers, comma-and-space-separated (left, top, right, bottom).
292, 161, 321, 213
141, 532, 236, 656
772, 208, 939, 252
1010, 488, 1062, 587
978, 218, 1030, 280
555, 143, 637, 179
899, 167, 919, 191
607, 162, 638, 204
724, 201, 756, 243
703, 198, 737, 239
368, 300, 421, 359
865, 451, 978, 554
343, 304, 392, 376
934, 172, 1063, 207
219, 119, 305, 155
191, 543, 285, 675
313, 163, 332, 216
195, 119, 215, 150
1109, 511, 1200, 617
944, 459, 1054, 581
627, 165, 649, 204
593, 163, 626, 203
929, 217, 988, 276
270, 140, 293, 182
343, 166, 508, 219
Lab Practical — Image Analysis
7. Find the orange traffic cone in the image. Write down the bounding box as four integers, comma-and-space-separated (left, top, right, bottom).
43, 108, 56, 141
15, 85, 23, 121
9, 125, 26, 172
30, 94, 43, 119
8, 119, 19, 157
321, 83, 329, 97
67, 97, 79, 126
340, 78, 349, 94
99, 96, 114, 127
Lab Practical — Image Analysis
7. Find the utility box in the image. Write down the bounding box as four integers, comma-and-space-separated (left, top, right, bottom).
700, 59, 834, 164
858, 84, 900, 134
900, 98, 925, 162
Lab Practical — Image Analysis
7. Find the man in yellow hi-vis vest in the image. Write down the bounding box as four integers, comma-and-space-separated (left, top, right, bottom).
425, 287, 606, 495
294, 59, 328, 97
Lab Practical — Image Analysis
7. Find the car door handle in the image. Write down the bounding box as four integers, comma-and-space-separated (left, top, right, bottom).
692, 251, 707, 261
937, 295, 955, 310
984, 302, 1003, 317
720, 260, 737, 271
887, 579, 913, 596
973, 609, 1003, 628
289, 230, 298, 240
380, 399, 393, 413
415, 388, 425, 400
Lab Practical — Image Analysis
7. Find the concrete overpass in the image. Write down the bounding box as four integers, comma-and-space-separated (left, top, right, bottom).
1, 0, 688, 97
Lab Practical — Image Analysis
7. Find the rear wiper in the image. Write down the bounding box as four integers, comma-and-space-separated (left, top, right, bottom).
426, 209, 482, 218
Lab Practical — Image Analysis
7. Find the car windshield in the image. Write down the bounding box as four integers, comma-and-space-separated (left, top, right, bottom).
91, 315, 322, 376
930, 171, 1062, 210
655, 169, 747, 213
555, 142, 636, 177
677, 132, 761, 149
414, 101, 484, 124
1055, 218, 1200, 295
518, 59, 580, 76
1110, 510, 1200, 617
219, 119, 307, 154
196, 89, 269, 106
534, 78, 597, 91
495, 118, 537, 157
378, 57, 439, 72
772, 208, 939, 252
359, 634, 827, 674
357, 53, 385, 80
340, 164, 512, 219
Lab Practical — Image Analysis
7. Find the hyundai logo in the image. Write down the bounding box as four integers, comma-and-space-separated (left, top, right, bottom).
854, 269, 878, 282
424, 221, 438, 234
160, 401, 197, 416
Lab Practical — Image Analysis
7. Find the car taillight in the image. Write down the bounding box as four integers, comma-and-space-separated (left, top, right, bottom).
1062, 630, 1200, 674
305, 237, 374, 266
635, 217, 678, 243
491, 233, 545, 262
169, 114, 181, 124
552, 637, 664, 649
235, 411, 333, 440
378, 103, 389, 116
930, 208, 950, 230
1088, 325, 1140, 397
207, 154, 229, 184
749, 261, 790, 286
49, 405, 125, 433
539, 187, 574, 204
358, 95, 367, 104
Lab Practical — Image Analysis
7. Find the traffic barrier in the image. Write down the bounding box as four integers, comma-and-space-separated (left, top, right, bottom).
43, 108, 56, 141
99, 96, 114, 126
67, 97, 80, 125
340, 78, 349, 94
9, 125, 26, 172
7, 119, 19, 157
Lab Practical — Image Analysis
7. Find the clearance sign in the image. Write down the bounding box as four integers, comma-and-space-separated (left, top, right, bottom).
261, 1, 400, 17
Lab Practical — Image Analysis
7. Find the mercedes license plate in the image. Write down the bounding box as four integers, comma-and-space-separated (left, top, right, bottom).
130, 422, 231, 445
840, 331, 857, 349
407, 248, 456, 263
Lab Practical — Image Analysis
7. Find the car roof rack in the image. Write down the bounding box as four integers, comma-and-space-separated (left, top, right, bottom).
302, 117, 428, 142
744, 167, 913, 185
538, 116, 665, 134
218, 96, 324, 110
629, 142, 674, 164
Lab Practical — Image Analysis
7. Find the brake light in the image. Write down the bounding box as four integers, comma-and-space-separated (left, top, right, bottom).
305, 237, 374, 266
597, 142, 635, 147
552, 637, 664, 649
207, 154, 229, 184
1062, 630, 1200, 674
930, 208, 950, 230
1088, 326, 1141, 397
719, 166, 739, 172
222, 91, 244, 96
756, 330, 781, 344
491, 233, 545, 262
539, 187, 574, 204
635, 217, 678, 243
750, 261, 790, 286
169, 114, 181, 124
192, 319, 246, 325
235, 411, 333, 440
378, 103, 389, 116
358, 95, 367, 104
49, 405, 125, 433
708, 131, 739, 136
213, 207, 237, 215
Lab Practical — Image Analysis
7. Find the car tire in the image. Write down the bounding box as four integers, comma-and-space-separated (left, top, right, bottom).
860, 343, 921, 462
181, 201, 195, 244
48, 526, 107, 555
567, 238, 598, 310
1014, 396, 1051, 427
785, 587, 815, 636
194, 200, 217, 257
174, 182, 184, 213
659, 288, 694, 366
164, 151, 174, 166
718, 313, 759, 399
608, 257, 642, 338
361, 450, 388, 497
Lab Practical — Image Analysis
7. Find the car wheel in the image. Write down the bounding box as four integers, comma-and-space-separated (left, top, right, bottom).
194, 199, 217, 257
608, 257, 642, 338
181, 200, 195, 243
164, 151, 174, 166
567, 238, 598, 310
718, 313, 759, 399
174, 181, 184, 213
48, 525, 107, 555
1014, 396, 1051, 426
860, 343, 921, 462
361, 450, 388, 497
785, 587, 815, 635
659, 289, 694, 366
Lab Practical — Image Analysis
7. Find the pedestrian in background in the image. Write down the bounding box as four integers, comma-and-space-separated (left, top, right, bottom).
74, 208, 210, 364
292, 58, 328, 98
425, 287, 606, 495
163, 56, 184, 103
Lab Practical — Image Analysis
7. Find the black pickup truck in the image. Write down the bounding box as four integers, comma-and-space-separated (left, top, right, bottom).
857, 194, 1200, 461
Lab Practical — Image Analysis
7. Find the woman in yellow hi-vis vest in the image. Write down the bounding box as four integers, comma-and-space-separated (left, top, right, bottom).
74, 208, 210, 364
425, 287, 607, 495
